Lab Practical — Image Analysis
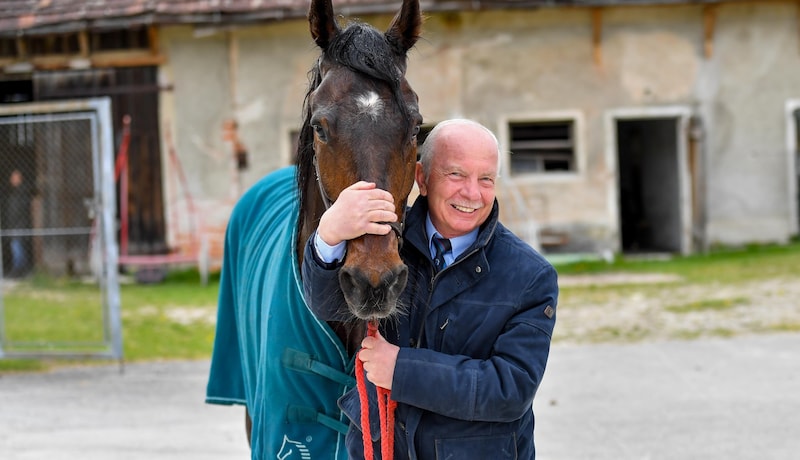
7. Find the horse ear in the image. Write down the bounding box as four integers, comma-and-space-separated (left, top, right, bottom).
308, 0, 340, 49
385, 0, 422, 53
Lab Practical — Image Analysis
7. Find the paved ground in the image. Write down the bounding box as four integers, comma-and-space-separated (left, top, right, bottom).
2, 333, 799, 459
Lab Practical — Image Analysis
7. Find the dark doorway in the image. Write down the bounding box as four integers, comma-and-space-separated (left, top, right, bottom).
795, 109, 800, 235
0, 79, 33, 103
32, 67, 167, 254
616, 118, 683, 253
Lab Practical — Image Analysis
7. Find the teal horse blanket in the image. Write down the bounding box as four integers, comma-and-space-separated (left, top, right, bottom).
206, 166, 353, 460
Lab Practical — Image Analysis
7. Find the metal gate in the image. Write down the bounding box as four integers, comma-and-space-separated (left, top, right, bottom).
0, 98, 121, 360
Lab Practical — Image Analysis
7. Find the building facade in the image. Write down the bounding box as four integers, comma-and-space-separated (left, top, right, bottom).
2, 0, 798, 265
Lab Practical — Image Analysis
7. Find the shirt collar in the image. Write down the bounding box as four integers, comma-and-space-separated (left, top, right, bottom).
425, 214, 478, 261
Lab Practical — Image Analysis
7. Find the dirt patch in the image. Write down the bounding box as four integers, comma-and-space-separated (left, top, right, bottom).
555, 274, 800, 344
559, 272, 683, 287
127, 305, 217, 325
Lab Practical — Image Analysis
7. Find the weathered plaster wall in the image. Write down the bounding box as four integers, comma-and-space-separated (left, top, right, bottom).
703, 2, 800, 244
157, 1, 800, 257
159, 20, 315, 252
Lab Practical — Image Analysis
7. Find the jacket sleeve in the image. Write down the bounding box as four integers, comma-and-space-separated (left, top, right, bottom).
390, 263, 558, 423
301, 233, 353, 322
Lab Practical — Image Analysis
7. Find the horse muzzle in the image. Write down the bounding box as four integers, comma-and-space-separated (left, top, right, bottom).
338, 234, 408, 320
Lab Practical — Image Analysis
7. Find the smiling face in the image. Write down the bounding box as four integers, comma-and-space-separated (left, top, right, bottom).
416, 122, 499, 239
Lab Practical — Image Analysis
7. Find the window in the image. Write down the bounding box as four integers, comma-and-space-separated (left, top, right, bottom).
2, 27, 151, 60
289, 129, 300, 163
508, 120, 575, 175
27, 34, 80, 55
91, 28, 150, 52
416, 124, 434, 160
0, 37, 16, 58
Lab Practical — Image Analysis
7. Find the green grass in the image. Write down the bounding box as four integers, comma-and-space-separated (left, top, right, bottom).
118, 269, 220, 361
1, 269, 219, 372
553, 241, 800, 283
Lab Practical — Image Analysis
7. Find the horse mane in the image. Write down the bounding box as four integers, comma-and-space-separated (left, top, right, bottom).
295, 20, 413, 253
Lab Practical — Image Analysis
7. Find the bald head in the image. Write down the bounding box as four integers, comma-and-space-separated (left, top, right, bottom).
418, 119, 500, 180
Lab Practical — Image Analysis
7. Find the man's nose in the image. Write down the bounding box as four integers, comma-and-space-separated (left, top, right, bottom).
461, 178, 482, 200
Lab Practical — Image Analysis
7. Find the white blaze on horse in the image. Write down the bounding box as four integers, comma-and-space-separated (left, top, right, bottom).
206, 0, 422, 458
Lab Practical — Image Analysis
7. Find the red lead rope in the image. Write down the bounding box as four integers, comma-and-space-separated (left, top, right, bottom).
355, 321, 397, 460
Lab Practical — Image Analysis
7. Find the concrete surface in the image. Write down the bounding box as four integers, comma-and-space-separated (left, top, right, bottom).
1, 333, 799, 459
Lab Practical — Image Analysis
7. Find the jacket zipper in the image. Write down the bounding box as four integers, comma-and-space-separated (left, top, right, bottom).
415, 246, 482, 348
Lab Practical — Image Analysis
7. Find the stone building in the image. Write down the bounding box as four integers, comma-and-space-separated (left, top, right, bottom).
2, 0, 798, 266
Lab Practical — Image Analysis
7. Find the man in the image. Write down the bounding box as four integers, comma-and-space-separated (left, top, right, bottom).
6, 169, 33, 277
302, 119, 559, 459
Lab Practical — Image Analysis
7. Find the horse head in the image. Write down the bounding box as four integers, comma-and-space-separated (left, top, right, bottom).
297, 0, 422, 322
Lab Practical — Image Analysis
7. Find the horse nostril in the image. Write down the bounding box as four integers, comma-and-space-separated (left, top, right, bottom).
390, 265, 408, 298
339, 268, 357, 297
339, 264, 408, 320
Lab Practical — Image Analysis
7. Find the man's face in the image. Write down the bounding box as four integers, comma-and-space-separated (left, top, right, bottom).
415, 127, 498, 239
10, 170, 22, 187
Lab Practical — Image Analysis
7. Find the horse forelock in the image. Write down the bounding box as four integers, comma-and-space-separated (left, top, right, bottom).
326, 23, 413, 126
327, 23, 405, 86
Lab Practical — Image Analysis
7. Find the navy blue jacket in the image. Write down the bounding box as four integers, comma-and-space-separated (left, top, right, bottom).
303, 197, 558, 459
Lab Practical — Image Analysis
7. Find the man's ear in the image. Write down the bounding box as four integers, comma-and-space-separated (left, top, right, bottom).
415, 162, 427, 196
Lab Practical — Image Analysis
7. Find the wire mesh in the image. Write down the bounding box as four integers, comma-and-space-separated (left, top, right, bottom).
0, 99, 121, 359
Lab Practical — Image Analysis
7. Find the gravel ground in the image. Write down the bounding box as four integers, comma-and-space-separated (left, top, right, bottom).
555, 274, 800, 344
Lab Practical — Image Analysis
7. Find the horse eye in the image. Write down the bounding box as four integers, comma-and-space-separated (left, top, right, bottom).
412, 125, 421, 136
312, 123, 328, 143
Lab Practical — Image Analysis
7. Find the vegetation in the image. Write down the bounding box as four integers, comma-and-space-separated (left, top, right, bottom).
1, 269, 219, 373
1, 241, 798, 372
552, 241, 800, 344
554, 241, 800, 282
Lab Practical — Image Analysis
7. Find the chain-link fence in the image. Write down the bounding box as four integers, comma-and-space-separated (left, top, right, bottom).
0, 98, 121, 359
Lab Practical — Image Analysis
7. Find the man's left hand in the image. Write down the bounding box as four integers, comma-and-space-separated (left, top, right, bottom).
358, 330, 399, 390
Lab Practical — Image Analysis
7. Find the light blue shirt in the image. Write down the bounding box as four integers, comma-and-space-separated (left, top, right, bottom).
314, 231, 347, 263
424, 215, 477, 267
314, 214, 479, 265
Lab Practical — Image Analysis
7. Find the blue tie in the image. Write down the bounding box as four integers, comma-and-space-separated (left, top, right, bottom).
432, 236, 452, 271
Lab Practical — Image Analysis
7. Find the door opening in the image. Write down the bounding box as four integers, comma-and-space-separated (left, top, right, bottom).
794, 108, 800, 234
616, 118, 683, 253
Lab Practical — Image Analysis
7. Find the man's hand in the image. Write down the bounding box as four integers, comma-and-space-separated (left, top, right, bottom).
317, 181, 397, 246
358, 330, 400, 390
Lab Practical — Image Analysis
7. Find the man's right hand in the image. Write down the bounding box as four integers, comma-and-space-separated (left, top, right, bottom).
317, 181, 397, 246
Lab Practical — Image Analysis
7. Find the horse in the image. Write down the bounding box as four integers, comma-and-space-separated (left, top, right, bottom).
206, 0, 422, 458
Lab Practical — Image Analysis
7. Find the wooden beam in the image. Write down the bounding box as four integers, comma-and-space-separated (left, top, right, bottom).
15, 36, 27, 58
78, 30, 89, 57
25, 51, 165, 71
703, 5, 717, 59
148, 25, 159, 56
592, 7, 603, 67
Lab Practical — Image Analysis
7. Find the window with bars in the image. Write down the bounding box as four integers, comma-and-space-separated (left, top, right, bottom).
508, 120, 575, 175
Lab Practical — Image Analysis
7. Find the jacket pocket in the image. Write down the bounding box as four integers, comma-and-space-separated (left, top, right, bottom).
435, 433, 517, 460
